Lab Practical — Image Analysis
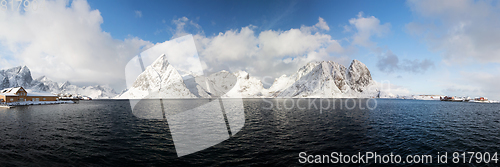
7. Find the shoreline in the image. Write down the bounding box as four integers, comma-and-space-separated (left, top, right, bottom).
3, 101, 75, 106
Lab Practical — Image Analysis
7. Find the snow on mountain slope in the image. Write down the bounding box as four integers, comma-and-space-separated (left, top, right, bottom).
116, 54, 196, 99
58, 84, 118, 99
268, 61, 349, 98
174, 70, 262, 98
267, 60, 378, 98
0, 66, 33, 88
31, 76, 59, 92
230, 71, 265, 97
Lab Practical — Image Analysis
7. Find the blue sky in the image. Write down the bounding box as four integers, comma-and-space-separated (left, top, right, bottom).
1, 0, 500, 100
84, 0, 443, 95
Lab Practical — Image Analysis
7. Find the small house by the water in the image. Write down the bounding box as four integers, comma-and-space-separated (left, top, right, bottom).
0, 87, 58, 102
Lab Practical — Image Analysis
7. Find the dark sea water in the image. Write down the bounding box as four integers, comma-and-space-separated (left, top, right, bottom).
0, 99, 499, 166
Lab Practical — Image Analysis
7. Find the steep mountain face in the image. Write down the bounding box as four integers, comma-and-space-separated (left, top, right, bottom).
347, 59, 373, 92
268, 61, 349, 97
0, 66, 118, 99
267, 60, 376, 98
116, 54, 196, 99
0, 66, 33, 88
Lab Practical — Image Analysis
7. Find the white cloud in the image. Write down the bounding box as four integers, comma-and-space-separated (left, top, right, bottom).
0, 1, 401, 93
300, 17, 330, 32
347, 12, 390, 48
178, 17, 347, 85
407, 0, 500, 63
135, 10, 142, 18
0, 0, 151, 90
315, 17, 330, 31
406, 0, 500, 100
171, 17, 203, 38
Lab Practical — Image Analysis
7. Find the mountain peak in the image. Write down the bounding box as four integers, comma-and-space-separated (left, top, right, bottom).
350, 59, 363, 66
151, 54, 170, 72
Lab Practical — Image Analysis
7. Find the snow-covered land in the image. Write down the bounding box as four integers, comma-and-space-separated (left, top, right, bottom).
414, 95, 443, 100
117, 54, 394, 99
0, 66, 118, 99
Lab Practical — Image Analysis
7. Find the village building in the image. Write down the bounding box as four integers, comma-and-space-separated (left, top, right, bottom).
0, 87, 58, 102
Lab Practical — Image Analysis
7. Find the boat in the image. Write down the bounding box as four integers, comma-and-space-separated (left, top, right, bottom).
440, 96, 454, 101
452, 97, 464, 102
469, 97, 490, 103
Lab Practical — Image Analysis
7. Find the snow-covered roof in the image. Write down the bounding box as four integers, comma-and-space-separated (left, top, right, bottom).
0, 87, 23, 95
0, 87, 56, 97
0, 93, 18, 96
10, 87, 22, 93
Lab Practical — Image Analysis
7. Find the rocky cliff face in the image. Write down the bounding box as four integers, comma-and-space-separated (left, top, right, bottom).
0, 66, 33, 88
266, 60, 374, 98
267, 61, 347, 97
347, 59, 373, 92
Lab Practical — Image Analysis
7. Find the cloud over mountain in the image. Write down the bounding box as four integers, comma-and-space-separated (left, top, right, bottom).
168, 17, 348, 87
0, 0, 151, 90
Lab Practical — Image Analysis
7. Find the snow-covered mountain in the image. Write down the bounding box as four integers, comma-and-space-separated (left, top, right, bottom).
116, 54, 196, 99
265, 60, 378, 98
0, 57, 385, 99
267, 61, 349, 97
0, 66, 33, 88
117, 53, 381, 99
0, 66, 118, 99
117, 53, 263, 99
231, 71, 265, 97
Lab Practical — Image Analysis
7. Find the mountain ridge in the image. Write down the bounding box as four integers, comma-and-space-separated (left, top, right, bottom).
117, 55, 381, 99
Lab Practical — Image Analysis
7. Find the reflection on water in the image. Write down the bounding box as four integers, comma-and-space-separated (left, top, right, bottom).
0, 99, 498, 166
